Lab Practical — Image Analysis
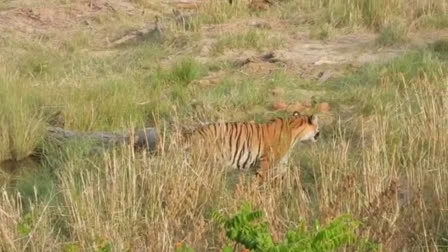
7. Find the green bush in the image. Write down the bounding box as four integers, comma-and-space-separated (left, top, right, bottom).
176, 203, 377, 252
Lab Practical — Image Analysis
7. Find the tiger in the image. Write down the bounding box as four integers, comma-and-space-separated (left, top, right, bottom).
183, 111, 320, 183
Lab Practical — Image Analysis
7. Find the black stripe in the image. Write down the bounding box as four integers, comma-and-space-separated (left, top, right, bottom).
275, 119, 283, 144
236, 144, 246, 169
236, 123, 250, 168
228, 123, 235, 152
291, 125, 307, 143
213, 123, 219, 141
254, 124, 263, 164
279, 119, 284, 137
198, 127, 206, 137
242, 150, 251, 169
271, 120, 277, 140
242, 123, 253, 169
229, 124, 237, 163
291, 118, 305, 128
212, 124, 217, 136
232, 124, 244, 166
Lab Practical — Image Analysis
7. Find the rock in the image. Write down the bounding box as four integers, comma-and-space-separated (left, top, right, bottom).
109, 16, 163, 47
317, 70, 333, 82
272, 101, 287, 110
190, 99, 203, 110
314, 57, 337, 65
191, 71, 223, 87
195, 79, 212, 86
317, 102, 330, 113
248, 19, 271, 29
193, 78, 219, 87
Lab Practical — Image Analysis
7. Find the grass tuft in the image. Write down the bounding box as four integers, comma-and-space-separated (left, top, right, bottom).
213, 30, 283, 55
170, 57, 207, 85
419, 14, 448, 29
376, 19, 408, 47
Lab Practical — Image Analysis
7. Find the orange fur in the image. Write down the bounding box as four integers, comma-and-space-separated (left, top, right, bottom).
184, 112, 320, 183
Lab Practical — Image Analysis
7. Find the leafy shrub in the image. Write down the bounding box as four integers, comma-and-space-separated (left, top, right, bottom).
176, 203, 377, 252
213, 203, 274, 250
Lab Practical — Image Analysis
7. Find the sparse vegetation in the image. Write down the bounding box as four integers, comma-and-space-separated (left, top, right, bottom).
376, 19, 408, 47
420, 14, 448, 28
309, 23, 333, 40
280, 0, 448, 30
213, 30, 284, 55
1, 0, 448, 251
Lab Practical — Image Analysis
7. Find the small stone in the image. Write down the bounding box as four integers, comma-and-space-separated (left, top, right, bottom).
272, 101, 287, 110
248, 19, 271, 29
191, 100, 204, 110
196, 79, 211, 86
317, 70, 333, 82
191, 76, 221, 87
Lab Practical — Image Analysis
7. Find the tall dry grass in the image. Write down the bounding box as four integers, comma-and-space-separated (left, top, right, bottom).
281, 0, 448, 28
1, 0, 448, 251
1, 74, 447, 251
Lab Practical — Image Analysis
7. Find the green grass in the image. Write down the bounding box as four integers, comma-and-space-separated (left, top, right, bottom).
376, 19, 408, 47
189, 0, 251, 29
326, 48, 447, 116
1, 0, 448, 251
309, 23, 333, 40
176, 204, 376, 252
198, 76, 265, 109
276, 0, 448, 38
212, 30, 284, 55
0, 80, 46, 162
419, 14, 448, 29
431, 39, 448, 59
164, 57, 207, 86
2, 45, 448, 251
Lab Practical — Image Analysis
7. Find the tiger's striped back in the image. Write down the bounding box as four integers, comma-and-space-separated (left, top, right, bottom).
183, 112, 320, 180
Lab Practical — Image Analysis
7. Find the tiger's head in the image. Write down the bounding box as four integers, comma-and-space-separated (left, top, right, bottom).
290, 111, 320, 142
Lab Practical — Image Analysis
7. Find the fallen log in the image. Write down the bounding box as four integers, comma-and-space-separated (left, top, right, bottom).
109, 16, 164, 47
0, 127, 158, 170
234, 51, 287, 67
47, 126, 158, 152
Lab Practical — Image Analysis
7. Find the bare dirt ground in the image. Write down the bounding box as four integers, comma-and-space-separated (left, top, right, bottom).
193, 19, 448, 81
1, 0, 447, 82
0, 1, 135, 33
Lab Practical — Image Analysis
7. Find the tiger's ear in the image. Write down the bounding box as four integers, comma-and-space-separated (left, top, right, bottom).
293, 111, 301, 117
309, 114, 318, 125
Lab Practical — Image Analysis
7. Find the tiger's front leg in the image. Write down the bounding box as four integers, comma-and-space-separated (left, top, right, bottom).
255, 156, 270, 185
277, 152, 291, 179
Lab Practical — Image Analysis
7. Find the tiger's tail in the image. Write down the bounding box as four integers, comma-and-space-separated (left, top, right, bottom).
181, 127, 194, 142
